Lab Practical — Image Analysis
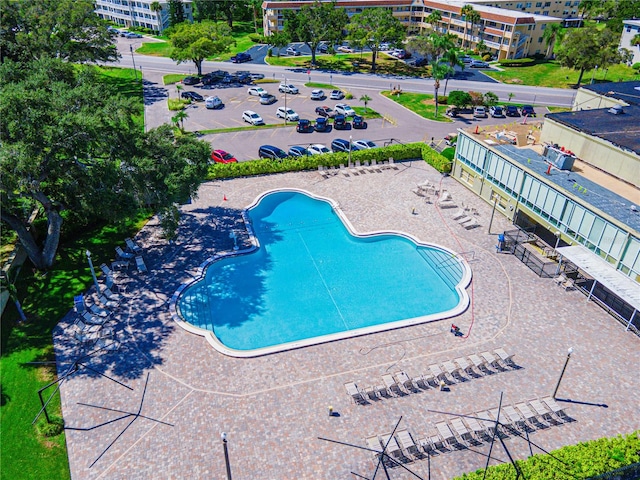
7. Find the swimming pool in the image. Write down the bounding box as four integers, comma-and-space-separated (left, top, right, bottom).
171, 190, 471, 357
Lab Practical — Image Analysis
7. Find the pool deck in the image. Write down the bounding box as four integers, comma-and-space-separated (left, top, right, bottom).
54, 160, 639, 479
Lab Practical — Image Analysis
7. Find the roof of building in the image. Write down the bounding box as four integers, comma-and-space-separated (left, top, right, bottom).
580, 80, 640, 107
544, 105, 640, 156
493, 143, 640, 235
623, 19, 640, 27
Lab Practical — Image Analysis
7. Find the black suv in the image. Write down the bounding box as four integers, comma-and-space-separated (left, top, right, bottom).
296, 119, 314, 133
230, 52, 251, 63
181, 91, 204, 102
258, 145, 288, 160
505, 105, 520, 117
352, 115, 367, 129
331, 138, 351, 153
333, 114, 350, 130
520, 105, 536, 117
182, 76, 200, 85
315, 117, 330, 132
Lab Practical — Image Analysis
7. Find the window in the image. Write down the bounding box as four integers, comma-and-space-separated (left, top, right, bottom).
536, 1, 542, 5
490, 191, 508, 209
541, 24, 546, 29
526, 2, 532, 7
460, 169, 474, 186
538, 37, 543, 42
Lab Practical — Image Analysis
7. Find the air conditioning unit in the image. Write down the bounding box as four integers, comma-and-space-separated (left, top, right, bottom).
544, 144, 575, 171
608, 104, 624, 115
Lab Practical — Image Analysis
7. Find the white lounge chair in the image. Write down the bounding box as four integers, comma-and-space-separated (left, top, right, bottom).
452, 209, 466, 220
135, 255, 148, 273
82, 311, 108, 326
370, 159, 382, 172
103, 287, 121, 301
115, 246, 134, 260
95, 337, 120, 352
98, 294, 118, 309
125, 237, 143, 254
87, 302, 110, 318
100, 263, 113, 276
344, 382, 367, 404
463, 218, 480, 230
438, 200, 458, 209
74, 329, 101, 344
457, 215, 474, 225
74, 318, 101, 333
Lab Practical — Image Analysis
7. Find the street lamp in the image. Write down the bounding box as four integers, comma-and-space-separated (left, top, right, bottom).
552, 347, 574, 399
554, 231, 562, 251
221, 432, 232, 480
130, 44, 138, 82
85, 250, 101, 294
348, 134, 352, 166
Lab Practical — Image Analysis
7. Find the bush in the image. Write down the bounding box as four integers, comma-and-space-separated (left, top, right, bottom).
437, 95, 448, 105
206, 142, 451, 179
248, 33, 264, 43
36, 416, 64, 438
632, 62, 640, 71
267, 48, 272, 57
448, 91, 472, 108
167, 99, 189, 110
483, 92, 498, 106
345, 92, 354, 100
482, 53, 492, 62
498, 58, 536, 67
468, 91, 484, 106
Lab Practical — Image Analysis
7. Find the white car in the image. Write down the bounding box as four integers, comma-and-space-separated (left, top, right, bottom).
286, 46, 300, 56
279, 83, 299, 94
352, 140, 378, 150
330, 90, 345, 100
337, 46, 354, 53
310, 89, 325, 100
276, 107, 299, 121
242, 110, 264, 125
248, 86, 267, 96
308, 144, 331, 155
334, 104, 356, 116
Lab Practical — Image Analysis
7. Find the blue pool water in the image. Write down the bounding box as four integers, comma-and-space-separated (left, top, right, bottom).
177, 191, 468, 354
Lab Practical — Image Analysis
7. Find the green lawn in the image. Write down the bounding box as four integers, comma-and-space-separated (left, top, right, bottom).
381, 91, 453, 122
484, 60, 639, 88
0, 67, 147, 480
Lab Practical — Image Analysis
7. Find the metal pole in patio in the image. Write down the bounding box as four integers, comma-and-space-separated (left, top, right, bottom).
552, 347, 573, 399
86, 250, 101, 294
221, 432, 232, 480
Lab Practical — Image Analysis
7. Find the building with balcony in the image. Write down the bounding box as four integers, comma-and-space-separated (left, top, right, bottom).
619, 20, 640, 65
95, 0, 193, 33
261, 0, 563, 59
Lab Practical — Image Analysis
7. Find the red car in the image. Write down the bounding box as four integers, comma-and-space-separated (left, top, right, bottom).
211, 150, 237, 164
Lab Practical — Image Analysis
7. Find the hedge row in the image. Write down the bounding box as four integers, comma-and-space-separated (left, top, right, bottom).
454, 431, 640, 480
498, 58, 537, 67
206, 142, 451, 180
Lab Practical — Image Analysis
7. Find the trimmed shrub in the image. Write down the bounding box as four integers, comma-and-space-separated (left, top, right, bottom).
448, 91, 472, 108
498, 58, 536, 67
206, 142, 451, 179
482, 53, 492, 62
437, 95, 448, 105
248, 33, 264, 43
36, 416, 64, 438
167, 99, 189, 111
632, 62, 640, 71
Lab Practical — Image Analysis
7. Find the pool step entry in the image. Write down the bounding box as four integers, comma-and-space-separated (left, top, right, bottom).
416, 248, 464, 291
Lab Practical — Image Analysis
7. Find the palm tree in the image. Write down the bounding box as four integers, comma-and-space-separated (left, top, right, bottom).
426, 10, 442, 33
172, 110, 188, 132
631, 33, 640, 48
430, 61, 454, 118
442, 48, 464, 96
460, 4, 475, 50
359, 94, 371, 113
430, 32, 455, 61
467, 10, 481, 50
150, 1, 162, 34
175, 83, 183, 99
543, 23, 563, 58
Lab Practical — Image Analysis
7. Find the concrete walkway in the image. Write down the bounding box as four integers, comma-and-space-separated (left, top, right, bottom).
54, 161, 639, 479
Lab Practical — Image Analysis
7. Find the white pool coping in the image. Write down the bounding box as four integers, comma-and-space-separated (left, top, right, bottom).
169, 188, 473, 357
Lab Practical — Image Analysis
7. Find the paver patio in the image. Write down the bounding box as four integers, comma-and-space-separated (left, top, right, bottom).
54, 160, 639, 479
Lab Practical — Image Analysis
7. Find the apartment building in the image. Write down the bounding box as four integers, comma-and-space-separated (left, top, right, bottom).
95, 0, 193, 33
261, 0, 563, 59
619, 20, 640, 65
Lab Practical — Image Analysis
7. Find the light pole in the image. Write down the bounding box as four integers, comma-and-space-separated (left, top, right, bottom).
221, 432, 232, 480
85, 250, 101, 294
329, 72, 333, 86
552, 347, 574, 399
554, 231, 562, 251
130, 44, 138, 82
348, 134, 352, 166
283, 76, 288, 125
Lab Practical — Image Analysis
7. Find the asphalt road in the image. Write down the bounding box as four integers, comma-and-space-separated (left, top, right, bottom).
115, 37, 568, 162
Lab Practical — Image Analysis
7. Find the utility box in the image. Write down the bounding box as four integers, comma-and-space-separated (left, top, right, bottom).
544, 144, 576, 171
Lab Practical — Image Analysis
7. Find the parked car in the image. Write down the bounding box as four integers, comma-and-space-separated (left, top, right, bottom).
333, 114, 350, 130
310, 89, 325, 100
286, 46, 300, 56
315, 106, 335, 118
279, 83, 299, 94
259, 93, 277, 105
337, 46, 354, 53
352, 139, 377, 150
276, 107, 299, 121
412, 57, 429, 67
124, 32, 142, 38
461, 56, 473, 64
230, 52, 251, 63
182, 76, 200, 86
205, 96, 224, 109
505, 105, 520, 117
202, 71, 226, 85
258, 145, 288, 160
181, 91, 204, 102
248, 86, 267, 96
489, 106, 505, 118
296, 119, 314, 133
242, 110, 264, 125
107, 27, 121, 35
330, 90, 345, 100
331, 138, 352, 153
317, 43, 329, 53
445, 133, 458, 146
334, 104, 356, 116
288, 146, 309, 157
352, 115, 367, 129
308, 144, 331, 155
379, 42, 391, 51
473, 106, 488, 118
446, 106, 460, 118
211, 150, 237, 164
314, 117, 330, 132
521, 105, 537, 117
470, 60, 489, 68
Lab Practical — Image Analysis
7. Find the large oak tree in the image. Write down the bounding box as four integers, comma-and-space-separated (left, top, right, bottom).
0, 59, 212, 270
170, 21, 234, 75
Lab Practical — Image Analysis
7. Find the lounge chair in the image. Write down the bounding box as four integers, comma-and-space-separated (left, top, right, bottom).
364, 436, 382, 463
541, 396, 569, 421
363, 385, 380, 401
411, 188, 426, 197
103, 287, 121, 301
82, 311, 108, 326
452, 209, 467, 221
87, 301, 110, 317
98, 294, 118, 309
100, 263, 114, 277
393, 371, 415, 392
493, 348, 515, 367
135, 255, 148, 273
388, 157, 397, 169
463, 218, 480, 230
95, 336, 120, 352
395, 429, 420, 457
125, 237, 143, 254
561, 278, 575, 291
553, 273, 568, 286
514, 402, 538, 428
435, 422, 456, 449
370, 159, 382, 172
74, 329, 101, 344
74, 317, 102, 333
74, 295, 86, 313
438, 200, 457, 209
453, 357, 474, 376
480, 351, 501, 369
457, 215, 474, 226
344, 382, 367, 404
355, 160, 366, 173
462, 415, 485, 441
115, 246, 134, 260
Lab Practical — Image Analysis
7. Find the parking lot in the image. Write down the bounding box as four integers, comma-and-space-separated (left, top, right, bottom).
143, 67, 545, 162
